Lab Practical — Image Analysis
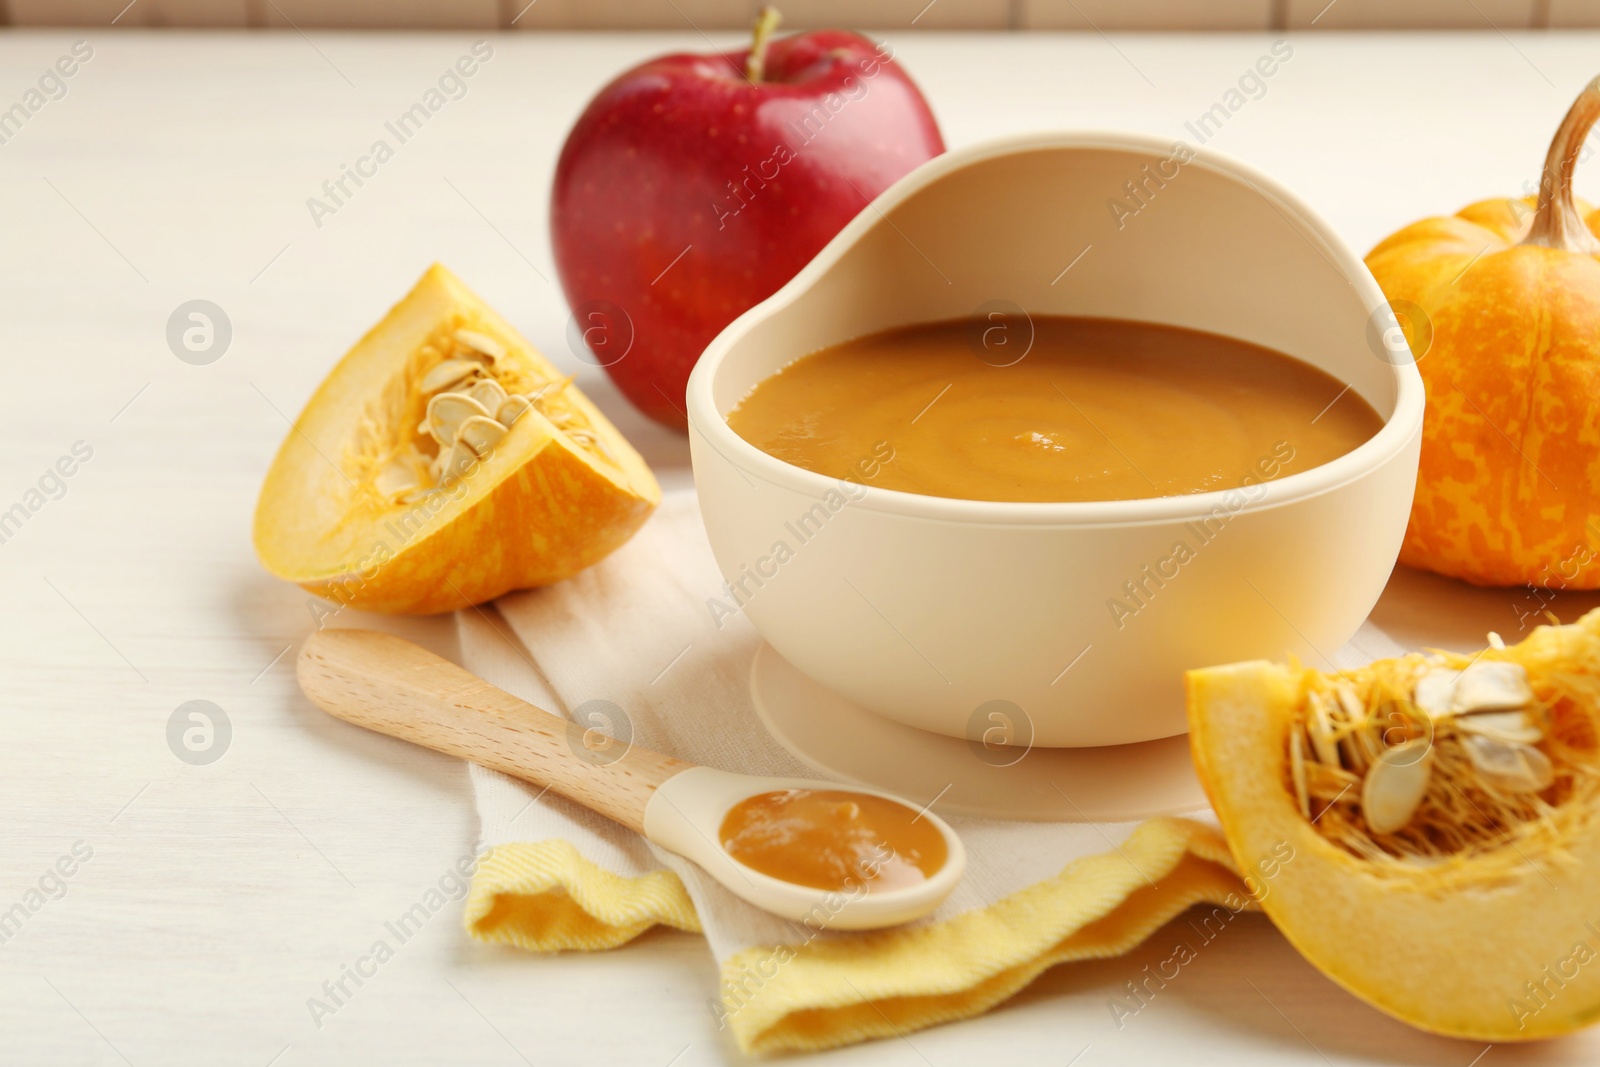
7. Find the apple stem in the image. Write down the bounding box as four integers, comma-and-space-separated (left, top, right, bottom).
1523, 75, 1600, 254
745, 6, 783, 83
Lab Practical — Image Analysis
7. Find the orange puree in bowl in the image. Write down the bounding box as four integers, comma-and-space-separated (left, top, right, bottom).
718, 789, 947, 891
726, 316, 1383, 504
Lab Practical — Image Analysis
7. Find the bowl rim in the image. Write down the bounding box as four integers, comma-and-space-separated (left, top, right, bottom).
685, 130, 1425, 527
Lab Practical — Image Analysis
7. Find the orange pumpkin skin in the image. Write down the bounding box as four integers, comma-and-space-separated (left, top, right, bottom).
1365, 195, 1600, 589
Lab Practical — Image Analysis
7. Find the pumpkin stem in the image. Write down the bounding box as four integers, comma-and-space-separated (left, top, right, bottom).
745, 7, 783, 84
1523, 75, 1600, 254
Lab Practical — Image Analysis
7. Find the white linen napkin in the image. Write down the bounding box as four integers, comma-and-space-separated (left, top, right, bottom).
454, 491, 1405, 1040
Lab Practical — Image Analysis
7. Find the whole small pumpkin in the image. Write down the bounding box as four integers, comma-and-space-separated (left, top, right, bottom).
1366, 77, 1600, 588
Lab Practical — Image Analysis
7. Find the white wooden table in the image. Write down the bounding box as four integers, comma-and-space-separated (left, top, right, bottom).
2, 26, 1598, 1066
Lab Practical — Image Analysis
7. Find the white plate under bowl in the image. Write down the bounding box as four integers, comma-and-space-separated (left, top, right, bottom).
751, 643, 1208, 823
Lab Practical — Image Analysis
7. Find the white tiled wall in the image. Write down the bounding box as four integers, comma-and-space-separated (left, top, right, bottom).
0, 0, 1580, 28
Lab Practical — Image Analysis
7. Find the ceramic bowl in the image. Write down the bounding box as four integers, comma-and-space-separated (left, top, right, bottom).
686, 132, 1423, 748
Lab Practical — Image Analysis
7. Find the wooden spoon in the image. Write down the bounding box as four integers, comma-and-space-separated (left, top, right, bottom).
297, 628, 965, 929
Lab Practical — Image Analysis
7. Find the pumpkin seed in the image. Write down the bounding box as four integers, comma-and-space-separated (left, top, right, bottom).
374, 456, 419, 499
497, 394, 532, 426
400, 341, 607, 497
1361, 739, 1433, 834
529, 375, 575, 409
436, 439, 477, 484
428, 392, 492, 447
468, 378, 508, 413
419, 358, 480, 394
454, 328, 505, 362
1306, 692, 1343, 767
456, 415, 507, 459
1455, 709, 1543, 745
1412, 661, 1533, 718
1452, 661, 1533, 713
1412, 668, 1461, 718
1462, 735, 1554, 793
1338, 714, 1373, 775
1290, 726, 1311, 818
1336, 683, 1366, 725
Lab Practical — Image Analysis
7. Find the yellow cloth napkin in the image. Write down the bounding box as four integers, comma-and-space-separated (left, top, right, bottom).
455, 493, 1380, 1055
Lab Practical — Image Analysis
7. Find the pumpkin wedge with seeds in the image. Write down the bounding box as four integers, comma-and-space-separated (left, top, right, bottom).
253, 264, 659, 614
1188, 611, 1600, 1040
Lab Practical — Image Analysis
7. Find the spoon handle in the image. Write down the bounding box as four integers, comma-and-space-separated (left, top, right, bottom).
297, 628, 691, 834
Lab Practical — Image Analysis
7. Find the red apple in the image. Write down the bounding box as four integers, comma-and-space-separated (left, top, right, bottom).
551, 11, 945, 429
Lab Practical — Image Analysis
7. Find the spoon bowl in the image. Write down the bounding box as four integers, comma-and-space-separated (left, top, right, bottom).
646, 765, 965, 929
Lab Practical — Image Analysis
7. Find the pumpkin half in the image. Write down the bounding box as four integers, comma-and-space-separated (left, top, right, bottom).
253, 264, 659, 615
1366, 76, 1600, 588
1188, 612, 1600, 1040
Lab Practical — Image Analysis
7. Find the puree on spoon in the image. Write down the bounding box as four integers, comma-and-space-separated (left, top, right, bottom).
719, 788, 948, 892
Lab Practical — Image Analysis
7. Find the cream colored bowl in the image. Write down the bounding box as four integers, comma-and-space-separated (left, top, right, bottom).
687, 132, 1423, 748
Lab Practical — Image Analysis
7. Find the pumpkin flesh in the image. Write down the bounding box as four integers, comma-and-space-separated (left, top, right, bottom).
253, 264, 659, 614
1188, 611, 1600, 1040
